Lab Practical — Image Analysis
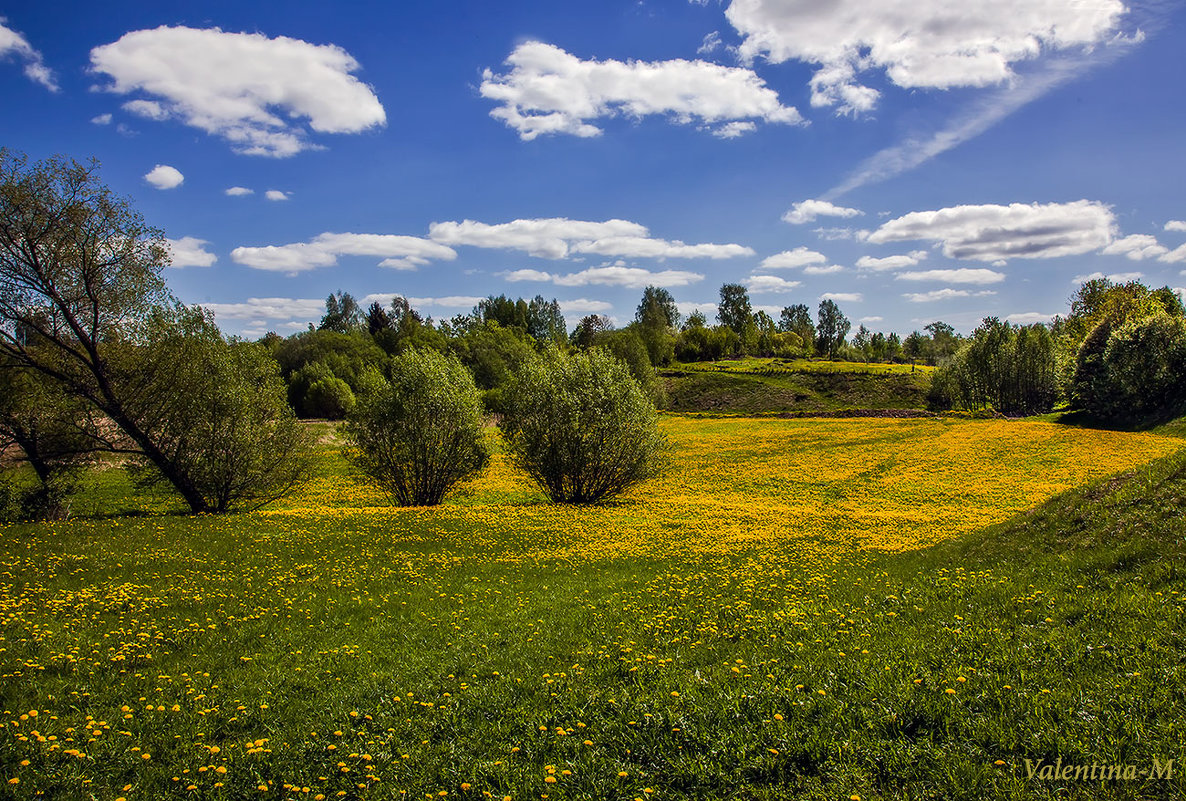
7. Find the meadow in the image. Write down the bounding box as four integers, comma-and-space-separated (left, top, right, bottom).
2, 416, 1185, 800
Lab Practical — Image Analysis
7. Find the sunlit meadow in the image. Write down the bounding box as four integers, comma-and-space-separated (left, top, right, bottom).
2, 417, 1184, 799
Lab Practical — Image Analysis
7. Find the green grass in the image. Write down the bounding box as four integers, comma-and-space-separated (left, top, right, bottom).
662, 358, 933, 413
1, 418, 1184, 799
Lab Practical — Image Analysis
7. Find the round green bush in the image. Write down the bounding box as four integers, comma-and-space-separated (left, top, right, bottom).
344, 349, 489, 506
500, 347, 666, 504
304, 377, 356, 419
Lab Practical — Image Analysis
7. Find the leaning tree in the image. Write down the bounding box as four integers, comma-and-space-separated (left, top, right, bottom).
0, 150, 309, 513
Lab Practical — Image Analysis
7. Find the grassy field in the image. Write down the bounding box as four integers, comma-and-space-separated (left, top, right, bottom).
2, 417, 1184, 799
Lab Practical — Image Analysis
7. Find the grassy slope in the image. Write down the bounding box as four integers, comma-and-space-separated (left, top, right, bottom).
662, 359, 933, 414
1, 420, 1184, 799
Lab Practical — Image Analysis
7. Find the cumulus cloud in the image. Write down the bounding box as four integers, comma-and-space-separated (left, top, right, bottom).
231, 232, 457, 274
677, 301, 718, 317
503, 263, 704, 289
429, 217, 751, 260
1100, 233, 1169, 260
1165, 220, 1186, 232
479, 41, 801, 140
895, 268, 1005, 285
1071, 271, 1144, 284
725, 0, 1127, 114
201, 297, 325, 323
144, 164, 184, 189
90, 26, 385, 157
91, 113, 113, 125
803, 264, 844, 275
1006, 312, 1057, 324
166, 236, 217, 268
855, 253, 925, 271
1159, 245, 1186, 264
559, 298, 614, 314
858, 316, 883, 323
746, 274, 802, 293
868, 201, 1115, 261
759, 246, 826, 269
0, 19, 57, 90
225, 186, 254, 196
903, 288, 972, 302
820, 292, 862, 303
265, 190, 289, 201
783, 199, 862, 225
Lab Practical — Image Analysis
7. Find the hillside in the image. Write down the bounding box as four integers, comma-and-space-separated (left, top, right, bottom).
661, 358, 934, 414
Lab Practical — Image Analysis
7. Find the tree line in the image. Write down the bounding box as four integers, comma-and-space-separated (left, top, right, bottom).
4, 150, 1186, 520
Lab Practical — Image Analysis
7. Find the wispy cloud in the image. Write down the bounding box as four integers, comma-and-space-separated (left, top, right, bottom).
824, 28, 1151, 198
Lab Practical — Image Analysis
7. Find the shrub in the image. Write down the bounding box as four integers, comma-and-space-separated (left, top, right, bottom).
305, 377, 356, 419
500, 347, 666, 504
344, 349, 490, 506
123, 307, 314, 513
1097, 313, 1186, 419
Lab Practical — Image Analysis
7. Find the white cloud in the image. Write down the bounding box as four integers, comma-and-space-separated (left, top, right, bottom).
813, 227, 863, 241
503, 264, 704, 289
803, 264, 844, 275
713, 121, 757, 139
903, 288, 972, 303
362, 294, 486, 312
820, 292, 862, 303
90, 26, 385, 157
479, 41, 801, 140
225, 186, 254, 197
759, 247, 826, 269
858, 316, 883, 323
201, 297, 325, 322
1006, 312, 1056, 324
123, 98, 169, 120
0, 20, 57, 91
144, 164, 184, 190
725, 0, 1127, 114
855, 253, 924, 271
1071, 271, 1144, 284
677, 301, 718, 316
91, 113, 113, 125
429, 217, 750, 260
1101, 233, 1169, 260
231, 232, 456, 274
559, 298, 614, 314
265, 189, 289, 201
166, 236, 217, 268
868, 201, 1115, 261
1165, 220, 1186, 232
746, 274, 802, 293
698, 31, 722, 56
1160, 245, 1186, 264
895, 268, 1005, 285
783, 198, 862, 225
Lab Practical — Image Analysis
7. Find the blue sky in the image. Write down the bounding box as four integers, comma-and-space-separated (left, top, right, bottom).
3, 0, 1185, 337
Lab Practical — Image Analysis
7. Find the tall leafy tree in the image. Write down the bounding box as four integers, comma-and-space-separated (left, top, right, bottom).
320, 291, 364, 333
717, 283, 753, 338
815, 299, 850, 359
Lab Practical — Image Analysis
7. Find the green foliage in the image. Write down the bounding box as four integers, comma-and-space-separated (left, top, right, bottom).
501, 347, 666, 503
0, 361, 93, 519
304, 376, 356, 420
1066, 280, 1186, 420
451, 321, 536, 392
674, 324, 741, 362
815, 299, 850, 359
929, 318, 1057, 416
319, 290, 364, 333
716, 283, 753, 337
474, 294, 566, 344
344, 349, 490, 506
123, 307, 313, 512
593, 327, 665, 406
